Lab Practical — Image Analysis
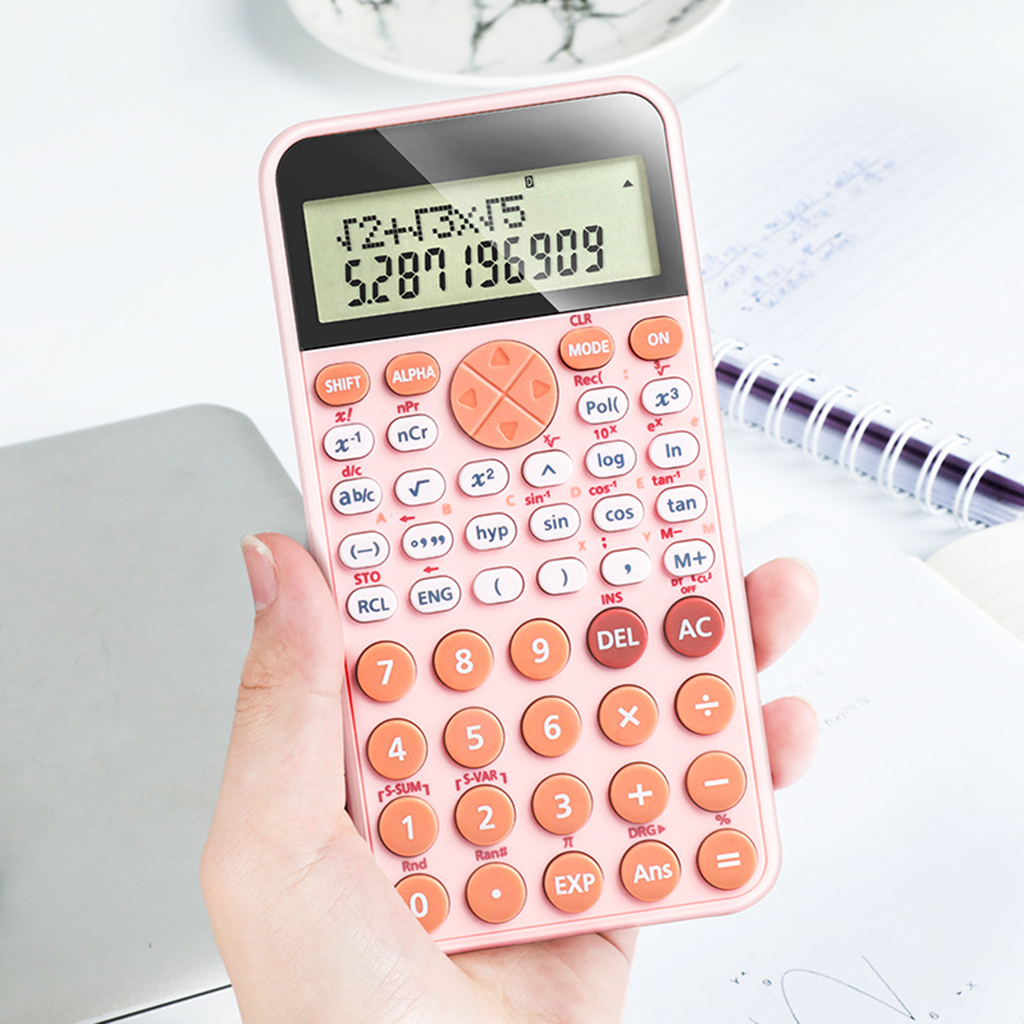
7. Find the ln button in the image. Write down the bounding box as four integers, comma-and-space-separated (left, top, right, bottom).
587, 608, 648, 668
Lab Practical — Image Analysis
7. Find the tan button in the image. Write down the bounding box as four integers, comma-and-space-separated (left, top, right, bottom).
385, 351, 440, 396
366, 719, 427, 780
675, 674, 735, 734
521, 696, 581, 757
628, 316, 683, 361
443, 707, 504, 768
598, 685, 658, 746
354, 641, 416, 702
531, 774, 593, 835
454, 785, 516, 846
465, 862, 527, 924
664, 596, 725, 657
433, 630, 493, 691
619, 840, 681, 902
697, 828, 758, 890
509, 619, 570, 680
395, 874, 450, 933
543, 851, 603, 914
559, 326, 615, 370
377, 796, 438, 857
314, 361, 370, 406
587, 608, 648, 668
685, 751, 747, 812
608, 762, 670, 824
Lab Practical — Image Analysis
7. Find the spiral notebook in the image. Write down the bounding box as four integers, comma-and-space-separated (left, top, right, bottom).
678, 67, 1024, 528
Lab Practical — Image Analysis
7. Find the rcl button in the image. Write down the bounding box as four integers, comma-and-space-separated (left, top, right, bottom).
577, 386, 628, 424
587, 608, 648, 668
409, 576, 461, 614
346, 585, 397, 623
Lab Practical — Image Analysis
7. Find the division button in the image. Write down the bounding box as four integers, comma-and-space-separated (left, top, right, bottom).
465, 862, 527, 924
433, 630, 493, 691
346, 585, 397, 623
647, 431, 700, 470
386, 414, 439, 452
619, 840, 681, 902
655, 485, 708, 523
664, 597, 725, 657
323, 423, 374, 461
378, 796, 439, 857
577, 386, 629, 424
592, 494, 644, 533
559, 325, 615, 370
354, 640, 416, 702
395, 874, 449, 933
339, 530, 390, 569
686, 751, 747, 812
465, 512, 517, 551
600, 548, 652, 587
608, 762, 670, 824
473, 566, 525, 606
509, 619, 571, 680
587, 608, 648, 668
675, 674, 736, 734
598, 685, 658, 746
520, 696, 582, 757
585, 440, 637, 478
314, 361, 370, 406
331, 478, 382, 515
528, 503, 581, 542
366, 719, 427, 780
628, 316, 684, 361
522, 449, 573, 488
385, 351, 440, 396
454, 784, 516, 846
394, 468, 446, 506
536, 557, 588, 595
531, 774, 593, 835
640, 376, 692, 415
543, 851, 604, 914
409, 575, 461, 614
662, 539, 715, 577
401, 521, 454, 560
443, 707, 505, 768
457, 458, 510, 497
696, 828, 758, 890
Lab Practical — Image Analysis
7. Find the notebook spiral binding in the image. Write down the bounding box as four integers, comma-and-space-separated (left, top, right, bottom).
713, 339, 1016, 530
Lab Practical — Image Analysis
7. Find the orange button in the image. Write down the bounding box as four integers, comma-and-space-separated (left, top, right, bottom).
314, 362, 370, 406
598, 685, 658, 746
395, 873, 450, 933
377, 796, 439, 857
531, 774, 593, 835
559, 326, 615, 370
619, 840, 681, 902
628, 316, 684, 361
543, 851, 603, 914
609, 762, 670, 824
521, 696, 581, 757
465, 862, 527, 924
366, 719, 427, 780
696, 828, 758, 890
587, 608, 648, 668
509, 619, 571, 680
443, 707, 504, 768
454, 785, 516, 846
664, 596, 725, 657
686, 751, 747, 812
433, 630, 493, 691
385, 351, 440, 396
675, 674, 735, 734
355, 641, 416, 702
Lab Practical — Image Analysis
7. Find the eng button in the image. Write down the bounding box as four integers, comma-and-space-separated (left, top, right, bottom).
409, 576, 461, 614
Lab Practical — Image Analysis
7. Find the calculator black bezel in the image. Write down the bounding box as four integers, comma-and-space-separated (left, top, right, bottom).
275, 90, 688, 351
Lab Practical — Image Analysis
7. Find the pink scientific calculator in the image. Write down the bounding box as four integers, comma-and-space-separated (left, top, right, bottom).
260, 78, 779, 952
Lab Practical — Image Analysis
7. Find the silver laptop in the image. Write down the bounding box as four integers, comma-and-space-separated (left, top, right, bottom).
0, 406, 306, 1024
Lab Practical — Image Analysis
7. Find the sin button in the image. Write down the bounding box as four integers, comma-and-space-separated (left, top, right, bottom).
586, 608, 648, 668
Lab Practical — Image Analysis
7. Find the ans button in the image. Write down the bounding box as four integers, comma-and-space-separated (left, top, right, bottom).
315, 362, 370, 406
586, 608, 648, 668
619, 840, 681, 902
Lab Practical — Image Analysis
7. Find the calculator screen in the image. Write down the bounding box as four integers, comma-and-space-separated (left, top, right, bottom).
302, 155, 661, 325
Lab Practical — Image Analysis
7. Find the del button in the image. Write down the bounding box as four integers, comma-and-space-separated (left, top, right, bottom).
586, 608, 648, 668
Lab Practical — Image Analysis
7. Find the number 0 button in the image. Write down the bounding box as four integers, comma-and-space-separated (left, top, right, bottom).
509, 619, 570, 680
366, 719, 427, 780
444, 707, 505, 768
395, 874, 449, 934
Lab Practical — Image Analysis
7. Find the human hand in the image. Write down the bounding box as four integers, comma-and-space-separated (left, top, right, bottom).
201, 533, 818, 1024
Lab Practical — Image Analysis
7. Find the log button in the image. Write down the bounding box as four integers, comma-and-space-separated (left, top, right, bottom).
586, 608, 648, 668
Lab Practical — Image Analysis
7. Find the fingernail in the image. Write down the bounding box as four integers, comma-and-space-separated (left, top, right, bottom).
777, 555, 818, 584
241, 534, 278, 611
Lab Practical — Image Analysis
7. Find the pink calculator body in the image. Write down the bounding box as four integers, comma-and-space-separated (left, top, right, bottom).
260, 78, 779, 953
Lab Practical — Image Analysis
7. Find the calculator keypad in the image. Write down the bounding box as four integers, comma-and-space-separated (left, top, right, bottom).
302, 299, 771, 950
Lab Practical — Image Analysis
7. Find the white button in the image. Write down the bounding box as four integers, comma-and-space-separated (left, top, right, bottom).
522, 450, 573, 488
346, 585, 397, 622
331, 478, 383, 515
577, 386, 629, 424
338, 530, 390, 569
640, 377, 692, 415
585, 441, 636, 478
409, 575, 461, 614
387, 414, 438, 452
600, 548, 652, 586
528, 503, 582, 542
648, 431, 700, 469
592, 494, 644, 532
656, 485, 708, 522
458, 459, 510, 497
472, 567, 525, 605
323, 423, 374, 461
394, 468, 446, 506
401, 522, 454, 560
663, 539, 716, 576
465, 513, 517, 551
536, 557, 588, 595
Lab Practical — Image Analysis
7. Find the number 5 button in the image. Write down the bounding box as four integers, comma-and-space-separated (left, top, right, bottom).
444, 707, 504, 768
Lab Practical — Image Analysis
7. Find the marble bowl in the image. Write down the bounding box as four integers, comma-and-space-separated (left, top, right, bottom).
284, 0, 732, 86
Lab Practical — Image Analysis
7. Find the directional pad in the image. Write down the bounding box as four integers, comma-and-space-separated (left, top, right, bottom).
449, 340, 558, 449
